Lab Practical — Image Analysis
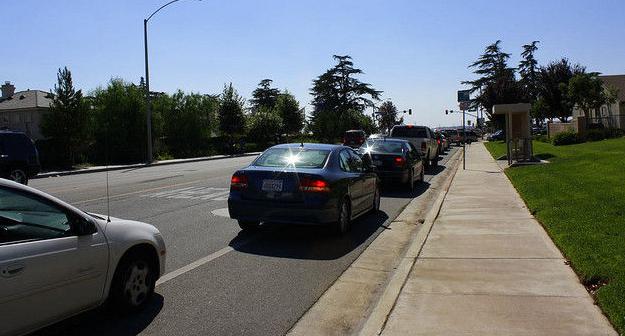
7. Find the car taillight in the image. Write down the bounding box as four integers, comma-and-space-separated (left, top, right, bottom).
300, 177, 330, 192
437, 139, 441, 145
394, 157, 406, 167
230, 174, 248, 190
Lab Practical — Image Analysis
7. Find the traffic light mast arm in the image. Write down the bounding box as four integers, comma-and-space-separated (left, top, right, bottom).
445, 109, 478, 118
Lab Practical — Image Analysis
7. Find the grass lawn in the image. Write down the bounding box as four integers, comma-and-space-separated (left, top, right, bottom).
485, 138, 625, 333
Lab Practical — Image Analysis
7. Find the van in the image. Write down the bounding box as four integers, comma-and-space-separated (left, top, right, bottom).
0, 130, 40, 184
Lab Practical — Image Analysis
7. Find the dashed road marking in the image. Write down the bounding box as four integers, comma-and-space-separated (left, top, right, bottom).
143, 186, 230, 201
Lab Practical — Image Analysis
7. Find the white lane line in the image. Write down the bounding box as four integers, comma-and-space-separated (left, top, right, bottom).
156, 236, 255, 287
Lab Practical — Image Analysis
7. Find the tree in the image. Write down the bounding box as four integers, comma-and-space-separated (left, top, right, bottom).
162, 91, 218, 157
247, 106, 282, 147
274, 91, 304, 136
377, 100, 403, 133
463, 40, 521, 122
568, 72, 610, 122
250, 79, 280, 113
538, 58, 585, 122
218, 83, 246, 151
518, 41, 542, 125
91, 79, 147, 163
40, 67, 90, 167
309, 55, 381, 142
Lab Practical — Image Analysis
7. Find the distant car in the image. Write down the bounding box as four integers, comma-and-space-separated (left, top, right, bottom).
359, 138, 424, 191
0, 179, 166, 336
0, 130, 40, 185
433, 131, 448, 154
389, 125, 439, 167
487, 130, 505, 141
343, 130, 366, 148
442, 130, 460, 146
228, 143, 380, 234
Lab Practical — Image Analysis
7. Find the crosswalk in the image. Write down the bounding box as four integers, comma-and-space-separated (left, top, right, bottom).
143, 186, 230, 201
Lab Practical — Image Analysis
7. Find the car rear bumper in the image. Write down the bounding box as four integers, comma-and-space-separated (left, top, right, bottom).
228, 198, 338, 225
376, 170, 410, 183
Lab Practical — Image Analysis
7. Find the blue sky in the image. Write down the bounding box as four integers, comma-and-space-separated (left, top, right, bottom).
3, 0, 624, 127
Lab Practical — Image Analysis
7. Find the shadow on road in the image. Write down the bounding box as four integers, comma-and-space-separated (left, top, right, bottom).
229, 210, 389, 260
32, 294, 164, 336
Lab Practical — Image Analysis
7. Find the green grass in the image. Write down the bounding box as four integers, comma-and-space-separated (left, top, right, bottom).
485, 138, 625, 333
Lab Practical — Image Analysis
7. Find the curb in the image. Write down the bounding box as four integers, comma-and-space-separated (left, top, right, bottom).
357, 150, 461, 336
33, 152, 262, 179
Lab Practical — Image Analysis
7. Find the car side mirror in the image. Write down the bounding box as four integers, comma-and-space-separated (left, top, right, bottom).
72, 216, 98, 236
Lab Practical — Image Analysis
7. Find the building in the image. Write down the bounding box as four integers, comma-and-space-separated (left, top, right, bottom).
572, 75, 625, 129
0, 81, 53, 141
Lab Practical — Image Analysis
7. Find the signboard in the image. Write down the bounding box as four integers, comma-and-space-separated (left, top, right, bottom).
458, 101, 470, 111
457, 90, 471, 102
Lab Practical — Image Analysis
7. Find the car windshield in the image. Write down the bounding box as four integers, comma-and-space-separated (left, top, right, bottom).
391, 127, 427, 138
253, 148, 330, 169
360, 141, 404, 154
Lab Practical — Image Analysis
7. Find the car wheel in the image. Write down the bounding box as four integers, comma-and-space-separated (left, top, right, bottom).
110, 250, 156, 313
8, 168, 28, 185
238, 220, 260, 231
336, 198, 351, 234
371, 187, 380, 213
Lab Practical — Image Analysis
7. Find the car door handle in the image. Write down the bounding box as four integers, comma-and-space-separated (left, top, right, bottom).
1, 263, 25, 278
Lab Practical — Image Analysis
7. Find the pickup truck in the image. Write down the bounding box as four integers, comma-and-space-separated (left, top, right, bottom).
389, 125, 439, 167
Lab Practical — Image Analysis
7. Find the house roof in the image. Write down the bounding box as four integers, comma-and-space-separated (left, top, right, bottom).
0, 90, 52, 111
599, 75, 625, 102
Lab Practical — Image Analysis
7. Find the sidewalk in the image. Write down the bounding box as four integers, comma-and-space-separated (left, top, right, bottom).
375, 143, 616, 335
33, 152, 261, 179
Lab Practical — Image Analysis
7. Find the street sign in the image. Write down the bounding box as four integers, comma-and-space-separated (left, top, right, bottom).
459, 101, 470, 111
457, 90, 471, 102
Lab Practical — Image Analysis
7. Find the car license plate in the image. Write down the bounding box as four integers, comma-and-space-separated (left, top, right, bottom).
373, 160, 383, 166
262, 179, 283, 192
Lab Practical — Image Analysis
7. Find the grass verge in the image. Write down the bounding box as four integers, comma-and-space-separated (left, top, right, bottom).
485, 138, 625, 333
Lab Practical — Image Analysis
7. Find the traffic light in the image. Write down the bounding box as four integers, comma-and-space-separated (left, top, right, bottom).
408, 109, 412, 115
445, 110, 449, 115
467, 120, 471, 126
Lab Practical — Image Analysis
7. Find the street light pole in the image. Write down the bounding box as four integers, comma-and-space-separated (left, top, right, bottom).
462, 108, 466, 170
144, 19, 152, 164
144, 0, 197, 164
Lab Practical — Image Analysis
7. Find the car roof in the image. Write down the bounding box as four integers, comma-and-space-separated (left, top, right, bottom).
392, 125, 427, 129
271, 143, 343, 151
366, 138, 409, 144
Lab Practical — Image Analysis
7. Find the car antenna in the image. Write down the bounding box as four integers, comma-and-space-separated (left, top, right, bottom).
300, 141, 304, 148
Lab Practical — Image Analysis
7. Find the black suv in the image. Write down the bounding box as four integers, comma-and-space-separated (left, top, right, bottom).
0, 131, 40, 184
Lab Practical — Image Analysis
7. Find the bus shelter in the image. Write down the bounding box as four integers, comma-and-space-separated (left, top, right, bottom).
493, 103, 533, 165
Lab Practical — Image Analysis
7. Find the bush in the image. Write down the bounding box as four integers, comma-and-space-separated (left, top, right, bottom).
552, 130, 580, 146
585, 129, 606, 142
534, 135, 550, 143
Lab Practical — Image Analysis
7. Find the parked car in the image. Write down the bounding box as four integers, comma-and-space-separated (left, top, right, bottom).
367, 133, 387, 140
433, 131, 448, 154
442, 129, 460, 146
389, 125, 438, 167
359, 138, 424, 191
343, 130, 366, 148
0, 130, 41, 185
487, 130, 505, 141
228, 143, 379, 234
0, 179, 166, 336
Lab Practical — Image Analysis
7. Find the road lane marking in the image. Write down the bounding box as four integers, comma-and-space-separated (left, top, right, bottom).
143, 186, 230, 201
156, 235, 255, 287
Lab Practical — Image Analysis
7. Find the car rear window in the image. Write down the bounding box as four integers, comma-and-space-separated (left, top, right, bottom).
254, 148, 330, 169
360, 140, 404, 154
390, 127, 427, 138
345, 131, 365, 138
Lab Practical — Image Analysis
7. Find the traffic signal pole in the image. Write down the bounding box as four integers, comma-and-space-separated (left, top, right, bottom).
462, 109, 466, 170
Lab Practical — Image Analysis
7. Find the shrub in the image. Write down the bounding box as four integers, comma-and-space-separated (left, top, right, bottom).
585, 129, 606, 142
534, 135, 550, 143
552, 130, 580, 146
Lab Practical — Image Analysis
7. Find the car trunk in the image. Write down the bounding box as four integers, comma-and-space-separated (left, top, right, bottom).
238, 167, 325, 203
369, 153, 405, 171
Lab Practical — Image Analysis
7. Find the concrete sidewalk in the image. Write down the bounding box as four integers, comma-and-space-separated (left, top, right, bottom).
376, 142, 616, 335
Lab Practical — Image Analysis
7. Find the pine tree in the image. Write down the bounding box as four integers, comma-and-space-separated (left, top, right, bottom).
309, 55, 381, 142
377, 100, 403, 134
250, 79, 280, 113
218, 83, 246, 151
41, 67, 90, 166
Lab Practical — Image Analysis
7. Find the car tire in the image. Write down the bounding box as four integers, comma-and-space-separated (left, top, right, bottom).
335, 198, 351, 235
109, 250, 157, 313
8, 168, 28, 185
238, 220, 260, 231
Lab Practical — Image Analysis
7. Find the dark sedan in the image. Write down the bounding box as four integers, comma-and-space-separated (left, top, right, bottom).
359, 138, 424, 191
228, 143, 380, 234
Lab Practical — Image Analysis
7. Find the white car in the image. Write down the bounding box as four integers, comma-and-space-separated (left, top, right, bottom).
0, 179, 166, 336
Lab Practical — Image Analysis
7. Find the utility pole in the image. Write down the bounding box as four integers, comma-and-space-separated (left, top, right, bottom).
144, 19, 152, 163
462, 108, 466, 170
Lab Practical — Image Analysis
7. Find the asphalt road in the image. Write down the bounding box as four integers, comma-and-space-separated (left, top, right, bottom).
30, 147, 458, 336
